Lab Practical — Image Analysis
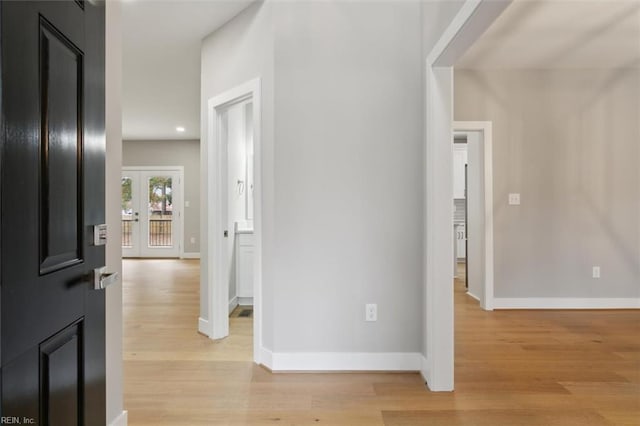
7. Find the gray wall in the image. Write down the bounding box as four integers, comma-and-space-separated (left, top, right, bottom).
200, 1, 275, 325
201, 0, 465, 355
272, 0, 423, 353
455, 68, 640, 299
123, 139, 201, 254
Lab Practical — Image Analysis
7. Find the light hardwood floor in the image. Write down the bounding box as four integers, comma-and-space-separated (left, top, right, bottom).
123, 259, 640, 425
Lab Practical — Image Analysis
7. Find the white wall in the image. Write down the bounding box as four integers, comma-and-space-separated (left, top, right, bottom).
123, 139, 201, 254
455, 68, 640, 301
105, 1, 125, 424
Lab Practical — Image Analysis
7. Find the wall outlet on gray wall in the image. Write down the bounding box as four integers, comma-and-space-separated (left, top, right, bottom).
365, 304, 377, 322
592, 266, 600, 278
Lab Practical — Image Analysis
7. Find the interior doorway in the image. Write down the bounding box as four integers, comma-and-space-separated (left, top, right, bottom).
204, 78, 262, 364
452, 122, 494, 310
121, 167, 184, 258
452, 136, 468, 289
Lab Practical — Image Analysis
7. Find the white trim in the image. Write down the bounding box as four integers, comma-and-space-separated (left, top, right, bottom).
108, 411, 128, 426
425, 66, 455, 392
122, 166, 183, 171
493, 298, 640, 310
237, 296, 253, 306
205, 78, 263, 366
181, 252, 200, 259
261, 350, 423, 372
427, 0, 482, 65
424, 0, 511, 392
453, 121, 494, 311
198, 317, 209, 335
228, 296, 238, 314
260, 347, 273, 368
466, 291, 480, 302
420, 355, 429, 384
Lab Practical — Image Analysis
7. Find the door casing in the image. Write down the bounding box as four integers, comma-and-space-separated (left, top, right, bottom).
204, 78, 263, 365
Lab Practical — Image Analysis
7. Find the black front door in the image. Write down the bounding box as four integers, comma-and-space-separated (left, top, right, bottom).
1, 1, 106, 425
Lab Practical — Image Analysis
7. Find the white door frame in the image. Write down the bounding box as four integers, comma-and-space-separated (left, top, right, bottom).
122, 166, 184, 258
204, 78, 263, 364
453, 122, 494, 311
423, 0, 511, 391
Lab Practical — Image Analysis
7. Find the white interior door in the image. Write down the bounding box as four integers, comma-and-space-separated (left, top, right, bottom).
122, 168, 183, 258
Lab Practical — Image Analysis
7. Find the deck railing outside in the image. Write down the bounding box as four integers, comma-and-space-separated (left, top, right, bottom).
122, 217, 172, 248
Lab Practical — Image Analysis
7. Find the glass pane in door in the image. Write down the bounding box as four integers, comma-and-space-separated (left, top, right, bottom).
147, 176, 173, 248
121, 176, 133, 248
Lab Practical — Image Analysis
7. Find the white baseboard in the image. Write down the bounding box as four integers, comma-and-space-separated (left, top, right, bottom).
420, 355, 429, 383
237, 296, 253, 306
260, 349, 422, 372
198, 317, 209, 336
260, 347, 273, 368
493, 297, 640, 309
181, 252, 200, 259
228, 296, 238, 314
108, 410, 128, 426
466, 291, 480, 302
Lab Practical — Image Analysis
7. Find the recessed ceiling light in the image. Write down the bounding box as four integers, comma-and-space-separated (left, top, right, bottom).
176, 126, 185, 132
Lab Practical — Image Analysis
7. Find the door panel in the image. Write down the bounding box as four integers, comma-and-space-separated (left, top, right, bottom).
39, 18, 84, 274
40, 321, 83, 426
1, 1, 106, 424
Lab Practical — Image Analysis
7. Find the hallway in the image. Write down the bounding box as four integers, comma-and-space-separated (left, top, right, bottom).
123, 259, 640, 425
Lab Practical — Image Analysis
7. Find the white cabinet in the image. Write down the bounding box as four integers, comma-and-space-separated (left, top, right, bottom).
453, 145, 468, 199
235, 231, 254, 305
455, 224, 466, 259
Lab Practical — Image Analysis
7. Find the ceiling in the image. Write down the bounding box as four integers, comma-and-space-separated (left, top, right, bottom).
457, 0, 640, 69
122, 0, 639, 139
122, 0, 253, 140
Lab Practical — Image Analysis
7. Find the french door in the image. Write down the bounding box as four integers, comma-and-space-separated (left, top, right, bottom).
122, 168, 183, 258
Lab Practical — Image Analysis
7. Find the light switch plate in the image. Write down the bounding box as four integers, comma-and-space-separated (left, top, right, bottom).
592, 266, 600, 279
508, 193, 521, 205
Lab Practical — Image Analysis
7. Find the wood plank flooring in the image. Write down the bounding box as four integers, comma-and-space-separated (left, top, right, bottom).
123, 259, 640, 425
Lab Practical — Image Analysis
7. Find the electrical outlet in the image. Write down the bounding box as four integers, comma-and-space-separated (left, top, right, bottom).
592, 266, 600, 279
190, 237, 196, 244
508, 193, 521, 205
365, 304, 377, 322
185, 200, 190, 207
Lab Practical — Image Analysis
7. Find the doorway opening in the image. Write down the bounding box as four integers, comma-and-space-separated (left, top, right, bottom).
223, 99, 255, 325
121, 167, 184, 258
452, 134, 468, 295
204, 78, 262, 364
452, 122, 494, 311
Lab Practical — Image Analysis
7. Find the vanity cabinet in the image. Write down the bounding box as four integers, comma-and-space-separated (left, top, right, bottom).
235, 231, 254, 304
